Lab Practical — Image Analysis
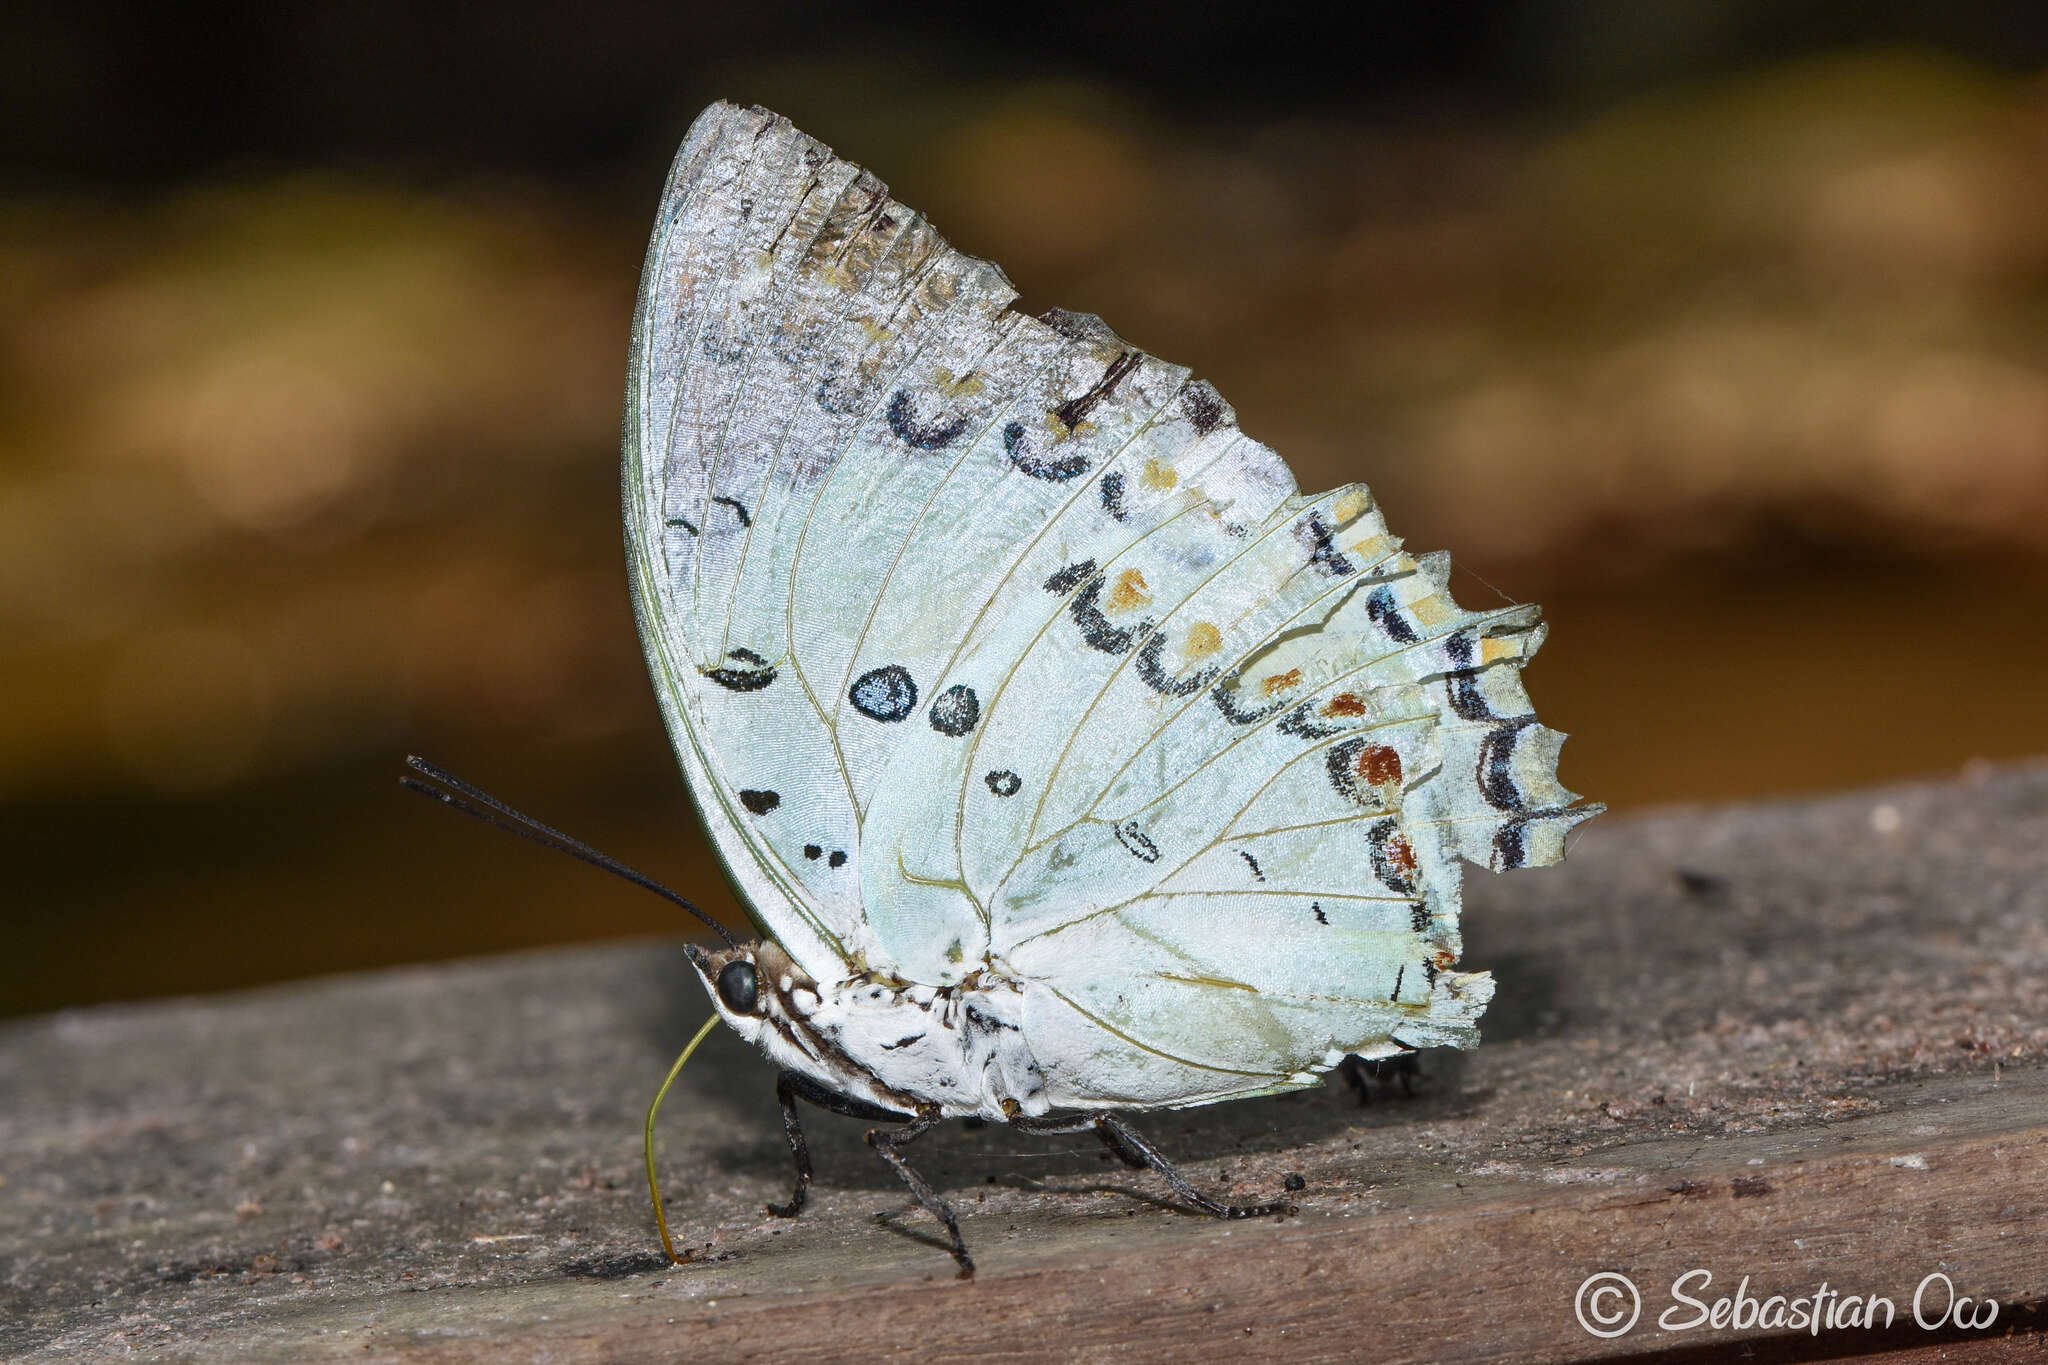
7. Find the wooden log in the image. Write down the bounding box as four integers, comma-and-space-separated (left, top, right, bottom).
4, 765, 2044, 1361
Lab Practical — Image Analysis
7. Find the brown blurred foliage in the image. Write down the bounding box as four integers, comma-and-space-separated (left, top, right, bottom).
6, 49, 2047, 1014
3, 186, 635, 798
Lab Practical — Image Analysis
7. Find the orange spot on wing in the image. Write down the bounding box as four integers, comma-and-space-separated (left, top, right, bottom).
1183, 622, 1223, 660
1259, 668, 1303, 697
1107, 568, 1151, 614
1385, 833, 1417, 875
1356, 744, 1403, 787
1322, 692, 1367, 717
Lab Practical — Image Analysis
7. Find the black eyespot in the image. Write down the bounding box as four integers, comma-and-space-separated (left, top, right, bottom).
717, 960, 759, 1014
849, 664, 917, 722
927, 683, 980, 737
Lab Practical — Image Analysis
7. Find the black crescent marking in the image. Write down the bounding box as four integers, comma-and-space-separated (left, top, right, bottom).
1312, 901, 1330, 925
1493, 819, 1529, 870
1211, 667, 1287, 726
703, 651, 777, 692
1063, 574, 1146, 656
1366, 586, 1420, 644
1277, 701, 1346, 740
1182, 381, 1227, 435
1133, 631, 1217, 697
665, 516, 699, 535
1442, 631, 1495, 721
1390, 963, 1406, 1002
1099, 469, 1130, 522
711, 495, 752, 527
738, 789, 780, 815
1366, 817, 1417, 895
886, 389, 971, 451
1445, 670, 1496, 722
1477, 717, 1537, 812
1410, 903, 1431, 934
1444, 629, 1538, 723
1238, 849, 1265, 882
1326, 737, 1394, 808
1044, 559, 1097, 596
1295, 511, 1356, 579
1005, 421, 1091, 481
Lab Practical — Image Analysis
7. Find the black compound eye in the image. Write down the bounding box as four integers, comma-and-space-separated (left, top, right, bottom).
717, 960, 759, 1014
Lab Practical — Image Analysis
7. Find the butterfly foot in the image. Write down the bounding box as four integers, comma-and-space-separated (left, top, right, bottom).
1087, 1114, 1300, 1221
867, 1108, 979, 1278
768, 1072, 814, 1220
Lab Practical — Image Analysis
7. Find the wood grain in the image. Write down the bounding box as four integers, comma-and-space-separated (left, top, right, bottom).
4, 765, 2045, 1362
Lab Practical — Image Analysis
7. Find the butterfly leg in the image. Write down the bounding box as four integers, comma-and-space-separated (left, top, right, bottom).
1010, 1111, 1291, 1217
765, 1071, 812, 1218
1092, 1115, 1290, 1219
866, 1106, 975, 1279
765, 1071, 909, 1218
1337, 1052, 1421, 1106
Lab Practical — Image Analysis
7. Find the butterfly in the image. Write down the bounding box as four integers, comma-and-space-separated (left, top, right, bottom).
416, 100, 1598, 1280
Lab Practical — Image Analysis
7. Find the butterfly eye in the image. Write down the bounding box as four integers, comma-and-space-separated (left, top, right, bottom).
717, 960, 760, 1014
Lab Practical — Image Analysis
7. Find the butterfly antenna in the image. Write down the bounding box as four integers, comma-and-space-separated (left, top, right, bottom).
400, 755, 739, 951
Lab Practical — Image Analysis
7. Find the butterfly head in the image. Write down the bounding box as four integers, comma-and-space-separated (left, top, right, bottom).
683, 940, 807, 1043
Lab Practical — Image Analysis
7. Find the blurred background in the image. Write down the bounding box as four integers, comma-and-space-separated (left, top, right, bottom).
6, 2, 2047, 1017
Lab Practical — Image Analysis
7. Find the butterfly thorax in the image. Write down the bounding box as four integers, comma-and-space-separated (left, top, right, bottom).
686, 942, 1052, 1121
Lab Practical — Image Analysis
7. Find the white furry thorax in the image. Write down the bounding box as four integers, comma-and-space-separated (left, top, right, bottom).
685, 941, 1052, 1121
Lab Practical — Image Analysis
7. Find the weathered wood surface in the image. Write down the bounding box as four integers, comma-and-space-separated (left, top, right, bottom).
4, 766, 2046, 1363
